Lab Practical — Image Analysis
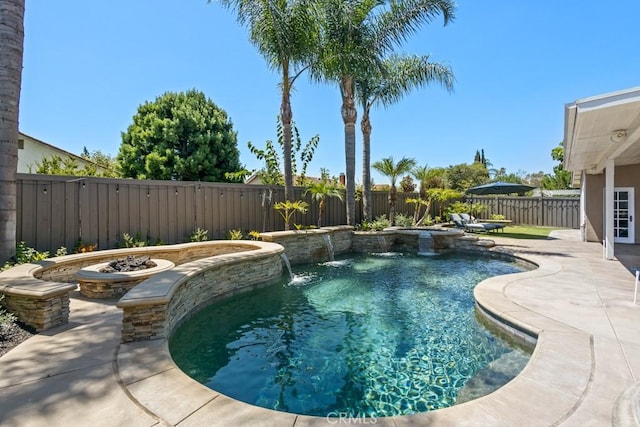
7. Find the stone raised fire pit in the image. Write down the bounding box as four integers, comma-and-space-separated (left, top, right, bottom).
76, 257, 175, 299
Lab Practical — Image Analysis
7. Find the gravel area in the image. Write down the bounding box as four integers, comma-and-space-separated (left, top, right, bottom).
0, 321, 34, 358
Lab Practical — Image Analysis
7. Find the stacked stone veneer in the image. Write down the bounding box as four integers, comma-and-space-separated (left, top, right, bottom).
0, 241, 262, 332
351, 231, 398, 253
117, 241, 284, 342
261, 226, 495, 265
260, 226, 354, 265
1, 287, 72, 331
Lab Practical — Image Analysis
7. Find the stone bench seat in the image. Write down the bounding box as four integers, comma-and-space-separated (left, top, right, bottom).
0, 241, 280, 332
0, 263, 78, 331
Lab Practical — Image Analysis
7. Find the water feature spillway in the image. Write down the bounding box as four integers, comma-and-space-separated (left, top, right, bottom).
418, 231, 435, 255
169, 252, 531, 418
280, 253, 294, 280
322, 234, 335, 261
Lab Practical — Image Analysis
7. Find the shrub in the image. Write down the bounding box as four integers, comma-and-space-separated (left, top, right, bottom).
74, 239, 97, 253
274, 200, 309, 231
490, 214, 506, 220
445, 201, 470, 215
55, 247, 68, 257
228, 229, 243, 240
394, 213, 414, 227
118, 232, 147, 248
0, 294, 17, 329
248, 231, 261, 241
359, 215, 391, 231
188, 228, 209, 242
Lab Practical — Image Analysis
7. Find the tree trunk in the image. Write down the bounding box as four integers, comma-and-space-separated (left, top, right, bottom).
0, 0, 24, 263
361, 107, 372, 222
340, 76, 357, 226
318, 198, 325, 227
280, 61, 294, 201
389, 185, 397, 225
261, 187, 273, 232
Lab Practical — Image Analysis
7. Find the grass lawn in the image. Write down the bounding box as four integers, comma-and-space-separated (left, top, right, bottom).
496, 225, 560, 239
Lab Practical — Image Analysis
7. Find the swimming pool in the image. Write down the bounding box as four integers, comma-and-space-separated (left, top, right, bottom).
169, 251, 531, 417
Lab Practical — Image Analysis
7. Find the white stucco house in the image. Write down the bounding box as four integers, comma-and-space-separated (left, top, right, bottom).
17, 132, 103, 174
563, 86, 640, 259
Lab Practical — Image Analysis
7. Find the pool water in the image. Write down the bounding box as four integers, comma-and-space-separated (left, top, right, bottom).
169, 252, 531, 417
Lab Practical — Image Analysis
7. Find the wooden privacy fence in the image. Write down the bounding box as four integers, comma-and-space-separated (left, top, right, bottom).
17, 174, 385, 252
16, 174, 580, 252
467, 196, 580, 228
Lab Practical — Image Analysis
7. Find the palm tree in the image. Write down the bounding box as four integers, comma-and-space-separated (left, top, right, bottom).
357, 54, 454, 221
304, 180, 344, 227
215, 0, 318, 201
372, 156, 416, 225
0, 0, 25, 263
312, 0, 455, 225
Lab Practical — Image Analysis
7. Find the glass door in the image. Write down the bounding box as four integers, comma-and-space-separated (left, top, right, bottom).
614, 187, 635, 244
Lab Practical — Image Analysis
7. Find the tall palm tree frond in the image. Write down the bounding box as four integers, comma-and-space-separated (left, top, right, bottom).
374, 0, 456, 49
372, 156, 417, 187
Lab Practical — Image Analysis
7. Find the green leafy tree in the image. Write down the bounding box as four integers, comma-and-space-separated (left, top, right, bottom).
215, 0, 318, 201
248, 118, 319, 231
412, 164, 446, 197
525, 171, 546, 188
406, 187, 461, 225
492, 167, 525, 184
312, 0, 455, 225
473, 148, 490, 168
542, 142, 572, 189
0, 0, 25, 263
357, 54, 454, 220
446, 162, 490, 192
399, 175, 416, 193
81, 147, 120, 177
118, 89, 242, 182
32, 151, 120, 178
32, 155, 82, 176
372, 156, 417, 225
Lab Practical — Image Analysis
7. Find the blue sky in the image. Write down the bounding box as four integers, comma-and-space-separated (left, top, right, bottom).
19, 0, 640, 185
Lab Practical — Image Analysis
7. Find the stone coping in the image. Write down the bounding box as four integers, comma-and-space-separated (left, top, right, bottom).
76, 259, 175, 283
259, 225, 353, 239
0, 240, 261, 298
391, 228, 465, 237
116, 246, 596, 425
0, 263, 77, 298
117, 240, 283, 308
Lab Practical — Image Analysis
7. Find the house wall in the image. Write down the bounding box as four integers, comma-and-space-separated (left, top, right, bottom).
584, 164, 640, 243
17, 133, 102, 174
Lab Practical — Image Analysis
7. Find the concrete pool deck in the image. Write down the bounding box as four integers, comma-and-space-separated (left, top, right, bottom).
0, 230, 639, 426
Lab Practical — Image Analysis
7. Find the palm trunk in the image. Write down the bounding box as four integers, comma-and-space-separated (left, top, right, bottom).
340, 76, 357, 226
318, 198, 325, 227
261, 187, 273, 232
280, 61, 294, 201
389, 185, 397, 225
361, 106, 372, 222
0, 0, 24, 263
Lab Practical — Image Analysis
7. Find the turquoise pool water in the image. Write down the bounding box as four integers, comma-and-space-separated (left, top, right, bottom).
169, 252, 531, 417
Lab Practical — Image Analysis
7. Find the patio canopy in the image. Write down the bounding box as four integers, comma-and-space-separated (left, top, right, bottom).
465, 181, 535, 195
564, 86, 640, 184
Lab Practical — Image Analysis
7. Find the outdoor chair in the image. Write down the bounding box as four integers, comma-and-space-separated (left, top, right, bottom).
450, 213, 502, 233
460, 213, 505, 233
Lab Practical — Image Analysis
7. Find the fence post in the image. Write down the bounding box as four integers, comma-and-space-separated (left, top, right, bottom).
538, 196, 544, 226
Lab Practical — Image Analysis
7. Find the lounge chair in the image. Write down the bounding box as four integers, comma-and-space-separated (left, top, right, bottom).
450, 213, 503, 233
460, 213, 505, 233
